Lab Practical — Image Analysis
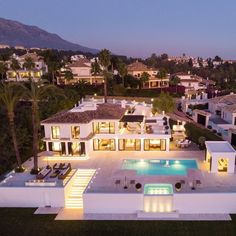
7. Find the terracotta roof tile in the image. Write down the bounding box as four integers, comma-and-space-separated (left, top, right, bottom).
41, 103, 126, 124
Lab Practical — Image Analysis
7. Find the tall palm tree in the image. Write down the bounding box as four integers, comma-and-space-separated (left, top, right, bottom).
10, 58, 21, 82
23, 57, 35, 81
156, 68, 167, 91
91, 58, 101, 84
98, 49, 111, 103
0, 61, 8, 81
0, 83, 24, 170
64, 70, 74, 85
23, 81, 61, 173
117, 59, 127, 87
140, 72, 150, 89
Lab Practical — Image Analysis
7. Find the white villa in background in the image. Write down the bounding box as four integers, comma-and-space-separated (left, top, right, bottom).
127, 61, 170, 89
61, 57, 103, 85
41, 98, 171, 156
181, 92, 236, 145
175, 72, 215, 96
5, 52, 48, 82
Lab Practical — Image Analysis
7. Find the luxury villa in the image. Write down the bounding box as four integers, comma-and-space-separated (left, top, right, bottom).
1, 98, 236, 220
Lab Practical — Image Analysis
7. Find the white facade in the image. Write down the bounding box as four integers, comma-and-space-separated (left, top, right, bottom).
41, 99, 171, 157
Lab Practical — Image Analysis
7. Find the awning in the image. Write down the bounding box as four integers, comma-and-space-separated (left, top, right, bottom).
119, 115, 144, 123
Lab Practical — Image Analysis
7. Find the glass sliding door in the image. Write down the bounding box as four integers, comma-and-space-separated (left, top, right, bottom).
144, 139, 166, 151
118, 139, 141, 151
93, 139, 116, 151
93, 122, 115, 134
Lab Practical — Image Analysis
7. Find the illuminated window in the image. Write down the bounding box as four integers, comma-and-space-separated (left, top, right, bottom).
51, 126, 60, 139
71, 126, 80, 139
118, 139, 141, 151
93, 122, 115, 134
93, 139, 115, 151
144, 139, 166, 151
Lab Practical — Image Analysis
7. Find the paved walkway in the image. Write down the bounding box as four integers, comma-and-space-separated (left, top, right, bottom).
53, 208, 231, 221
55, 208, 84, 220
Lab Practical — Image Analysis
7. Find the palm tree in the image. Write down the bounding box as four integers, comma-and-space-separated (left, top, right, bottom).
91, 58, 101, 84
98, 49, 111, 103
64, 70, 74, 85
117, 59, 127, 87
23, 81, 61, 173
0, 61, 8, 81
0, 83, 24, 170
170, 76, 180, 93
23, 57, 35, 80
140, 72, 150, 89
156, 68, 167, 91
10, 58, 21, 82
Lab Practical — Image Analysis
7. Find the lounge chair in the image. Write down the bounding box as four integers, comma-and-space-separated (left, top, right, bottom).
130, 180, 135, 185
115, 179, 121, 185
196, 180, 202, 185
36, 166, 52, 180
50, 169, 60, 178
58, 165, 71, 179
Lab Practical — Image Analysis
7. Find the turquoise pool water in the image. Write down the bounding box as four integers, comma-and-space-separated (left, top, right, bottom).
122, 159, 198, 176
144, 184, 173, 195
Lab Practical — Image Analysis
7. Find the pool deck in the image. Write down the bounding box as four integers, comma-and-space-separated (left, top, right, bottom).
18, 150, 234, 194
2, 149, 236, 194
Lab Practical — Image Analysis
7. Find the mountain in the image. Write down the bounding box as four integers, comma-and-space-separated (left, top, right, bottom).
0, 17, 99, 54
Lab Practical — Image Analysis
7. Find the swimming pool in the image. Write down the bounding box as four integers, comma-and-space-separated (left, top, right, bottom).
122, 159, 198, 176
144, 184, 173, 195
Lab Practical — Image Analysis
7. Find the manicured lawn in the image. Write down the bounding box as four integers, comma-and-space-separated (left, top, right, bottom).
0, 208, 236, 236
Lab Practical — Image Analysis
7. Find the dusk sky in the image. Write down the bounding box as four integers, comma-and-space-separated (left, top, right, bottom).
0, 0, 235, 58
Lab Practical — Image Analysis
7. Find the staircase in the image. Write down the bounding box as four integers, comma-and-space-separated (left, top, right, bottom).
65, 169, 96, 209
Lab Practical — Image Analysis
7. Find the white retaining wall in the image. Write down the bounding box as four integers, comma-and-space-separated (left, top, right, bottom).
0, 187, 65, 207
83, 192, 236, 214
83, 193, 143, 213
174, 193, 236, 213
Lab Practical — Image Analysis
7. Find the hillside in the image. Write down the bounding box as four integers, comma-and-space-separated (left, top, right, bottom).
0, 17, 99, 54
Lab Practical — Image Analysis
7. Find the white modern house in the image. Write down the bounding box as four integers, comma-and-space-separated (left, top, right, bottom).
1, 98, 236, 219
41, 98, 171, 157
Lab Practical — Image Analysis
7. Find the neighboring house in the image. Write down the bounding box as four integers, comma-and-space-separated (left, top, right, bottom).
175, 72, 215, 95
127, 61, 169, 89
62, 58, 103, 84
6, 52, 48, 82
191, 93, 236, 144
41, 99, 171, 157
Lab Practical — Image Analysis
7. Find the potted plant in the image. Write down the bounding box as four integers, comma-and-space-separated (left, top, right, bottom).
175, 182, 182, 192
198, 136, 206, 150
135, 183, 142, 192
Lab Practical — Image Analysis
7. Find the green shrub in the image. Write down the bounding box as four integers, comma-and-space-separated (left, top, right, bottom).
184, 123, 222, 144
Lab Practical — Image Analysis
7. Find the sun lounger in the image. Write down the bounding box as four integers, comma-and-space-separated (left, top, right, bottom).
130, 180, 135, 185
58, 166, 71, 179
196, 180, 202, 185
115, 180, 121, 185
36, 166, 52, 180
50, 169, 60, 178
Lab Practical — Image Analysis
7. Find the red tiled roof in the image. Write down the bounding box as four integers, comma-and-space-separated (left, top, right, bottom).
41, 103, 126, 124
127, 61, 152, 71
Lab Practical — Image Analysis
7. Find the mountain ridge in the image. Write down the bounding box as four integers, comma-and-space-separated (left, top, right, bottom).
0, 17, 99, 54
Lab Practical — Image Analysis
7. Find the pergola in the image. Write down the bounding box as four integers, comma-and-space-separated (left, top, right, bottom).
205, 141, 236, 174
